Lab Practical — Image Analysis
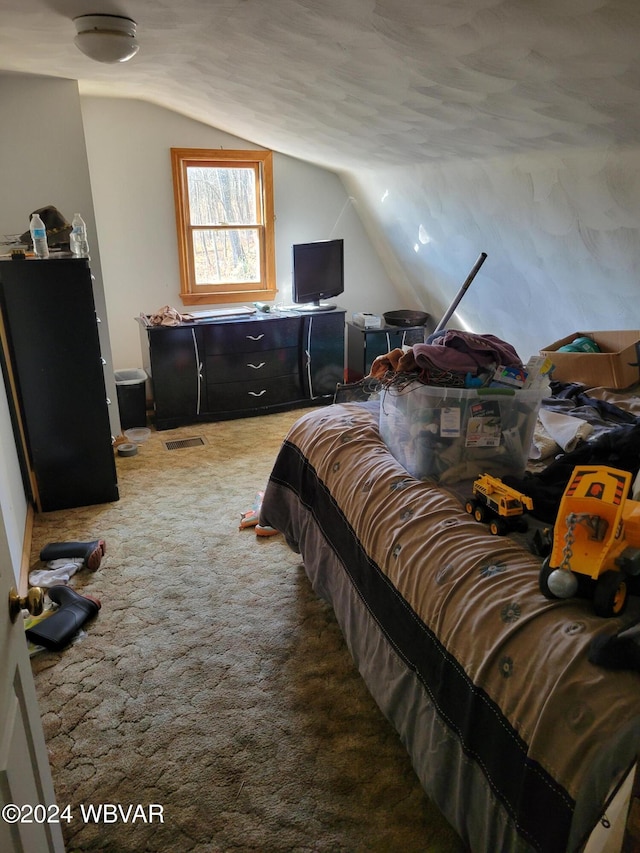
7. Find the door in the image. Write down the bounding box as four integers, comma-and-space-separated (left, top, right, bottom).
0, 529, 64, 852
148, 325, 203, 430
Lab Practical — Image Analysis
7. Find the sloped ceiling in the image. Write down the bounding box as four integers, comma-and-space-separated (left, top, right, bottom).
2, 0, 640, 172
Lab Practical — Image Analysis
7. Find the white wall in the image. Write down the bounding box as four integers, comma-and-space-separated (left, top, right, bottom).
79, 98, 398, 370
344, 148, 640, 363
0, 377, 24, 577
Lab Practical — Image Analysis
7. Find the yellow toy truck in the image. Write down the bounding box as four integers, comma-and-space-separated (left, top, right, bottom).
465, 473, 534, 536
539, 464, 640, 617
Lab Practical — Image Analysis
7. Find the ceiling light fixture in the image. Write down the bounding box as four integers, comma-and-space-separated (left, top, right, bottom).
73, 14, 139, 64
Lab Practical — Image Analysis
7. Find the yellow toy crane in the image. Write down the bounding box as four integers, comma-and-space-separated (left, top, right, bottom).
465, 473, 534, 536
539, 465, 640, 617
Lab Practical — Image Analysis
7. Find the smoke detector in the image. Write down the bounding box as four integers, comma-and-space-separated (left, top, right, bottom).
73, 14, 139, 64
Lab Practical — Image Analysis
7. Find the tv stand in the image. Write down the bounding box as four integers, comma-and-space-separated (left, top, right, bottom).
291, 301, 337, 313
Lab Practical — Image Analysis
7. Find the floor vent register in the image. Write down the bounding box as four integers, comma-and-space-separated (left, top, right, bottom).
164, 436, 206, 451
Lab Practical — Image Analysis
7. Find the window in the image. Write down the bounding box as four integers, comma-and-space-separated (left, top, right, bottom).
171, 148, 276, 305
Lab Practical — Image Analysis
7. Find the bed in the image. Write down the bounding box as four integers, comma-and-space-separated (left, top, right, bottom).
261, 397, 640, 853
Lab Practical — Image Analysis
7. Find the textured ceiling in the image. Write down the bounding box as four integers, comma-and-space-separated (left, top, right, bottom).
2, 0, 640, 171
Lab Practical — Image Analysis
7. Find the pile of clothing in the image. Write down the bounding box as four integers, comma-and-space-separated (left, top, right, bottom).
369, 329, 523, 388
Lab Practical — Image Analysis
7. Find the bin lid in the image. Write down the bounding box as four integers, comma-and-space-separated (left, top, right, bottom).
115, 368, 147, 384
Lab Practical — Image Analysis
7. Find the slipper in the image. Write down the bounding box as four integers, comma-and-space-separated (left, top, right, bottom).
239, 492, 264, 529
255, 524, 279, 537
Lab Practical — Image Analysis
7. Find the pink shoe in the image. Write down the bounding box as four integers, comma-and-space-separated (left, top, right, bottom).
239, 492, 264, 529
255, 524, 279, 537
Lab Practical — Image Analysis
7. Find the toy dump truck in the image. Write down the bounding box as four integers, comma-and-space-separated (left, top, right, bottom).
465, 473, 534, 536
539, 465, 640, 617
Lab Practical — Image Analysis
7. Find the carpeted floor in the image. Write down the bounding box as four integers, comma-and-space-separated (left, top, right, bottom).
29, 406, 466, 853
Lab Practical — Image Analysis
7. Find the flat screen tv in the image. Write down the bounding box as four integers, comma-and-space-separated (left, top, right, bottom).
291, 238, 344, 311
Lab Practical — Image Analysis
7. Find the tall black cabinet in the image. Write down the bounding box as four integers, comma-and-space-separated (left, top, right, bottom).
0, 258, 119, 511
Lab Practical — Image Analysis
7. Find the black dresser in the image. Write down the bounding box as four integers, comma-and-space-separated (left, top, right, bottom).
0, 258, 119, 511
139, 309, 346, 430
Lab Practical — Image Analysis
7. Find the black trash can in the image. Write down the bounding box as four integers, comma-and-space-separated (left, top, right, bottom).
115, 369, 147, 430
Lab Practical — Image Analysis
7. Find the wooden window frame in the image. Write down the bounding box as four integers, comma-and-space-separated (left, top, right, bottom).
171, 148, 276, 306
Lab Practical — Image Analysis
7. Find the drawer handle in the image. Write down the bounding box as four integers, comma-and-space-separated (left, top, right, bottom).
247, 362, 266, 370
246, 334, 265, 341
248, 390, 267, 397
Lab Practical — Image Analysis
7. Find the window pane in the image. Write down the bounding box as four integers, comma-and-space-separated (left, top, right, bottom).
187, 167, 257, 226
193, 228, 260, 283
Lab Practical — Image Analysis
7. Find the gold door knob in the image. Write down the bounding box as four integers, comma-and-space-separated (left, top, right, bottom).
9, 586, 44, 623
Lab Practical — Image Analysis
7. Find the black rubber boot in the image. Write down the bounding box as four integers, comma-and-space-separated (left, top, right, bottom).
39, 539, 106, 571
25, 585, 101, 651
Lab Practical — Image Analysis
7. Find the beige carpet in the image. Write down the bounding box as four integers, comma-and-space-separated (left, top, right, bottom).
29, 407, 466, 853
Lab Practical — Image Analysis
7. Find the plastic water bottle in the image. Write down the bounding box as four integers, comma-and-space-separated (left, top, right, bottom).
70, 213, 90, 259
30, 213, 49, 259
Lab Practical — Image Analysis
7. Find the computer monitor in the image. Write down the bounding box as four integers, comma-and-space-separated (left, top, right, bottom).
291, 239, 344, 311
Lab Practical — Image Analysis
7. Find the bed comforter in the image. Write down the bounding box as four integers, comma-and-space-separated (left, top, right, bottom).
261, 401, 640, 853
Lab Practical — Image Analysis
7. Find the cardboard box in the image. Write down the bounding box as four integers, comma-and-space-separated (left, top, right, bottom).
379, 382, 544, 484
540, 331, 640, 389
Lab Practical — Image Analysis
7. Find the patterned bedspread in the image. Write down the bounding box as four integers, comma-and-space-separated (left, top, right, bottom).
261, 401, 640, 852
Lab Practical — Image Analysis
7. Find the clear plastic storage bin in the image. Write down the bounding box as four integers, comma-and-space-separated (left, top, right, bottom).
379, 382, 544, 484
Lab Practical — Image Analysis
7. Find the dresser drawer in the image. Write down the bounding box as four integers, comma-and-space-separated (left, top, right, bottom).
206, 375, 302, 413
205, 347, 299, 383
202, 317, 301, 355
